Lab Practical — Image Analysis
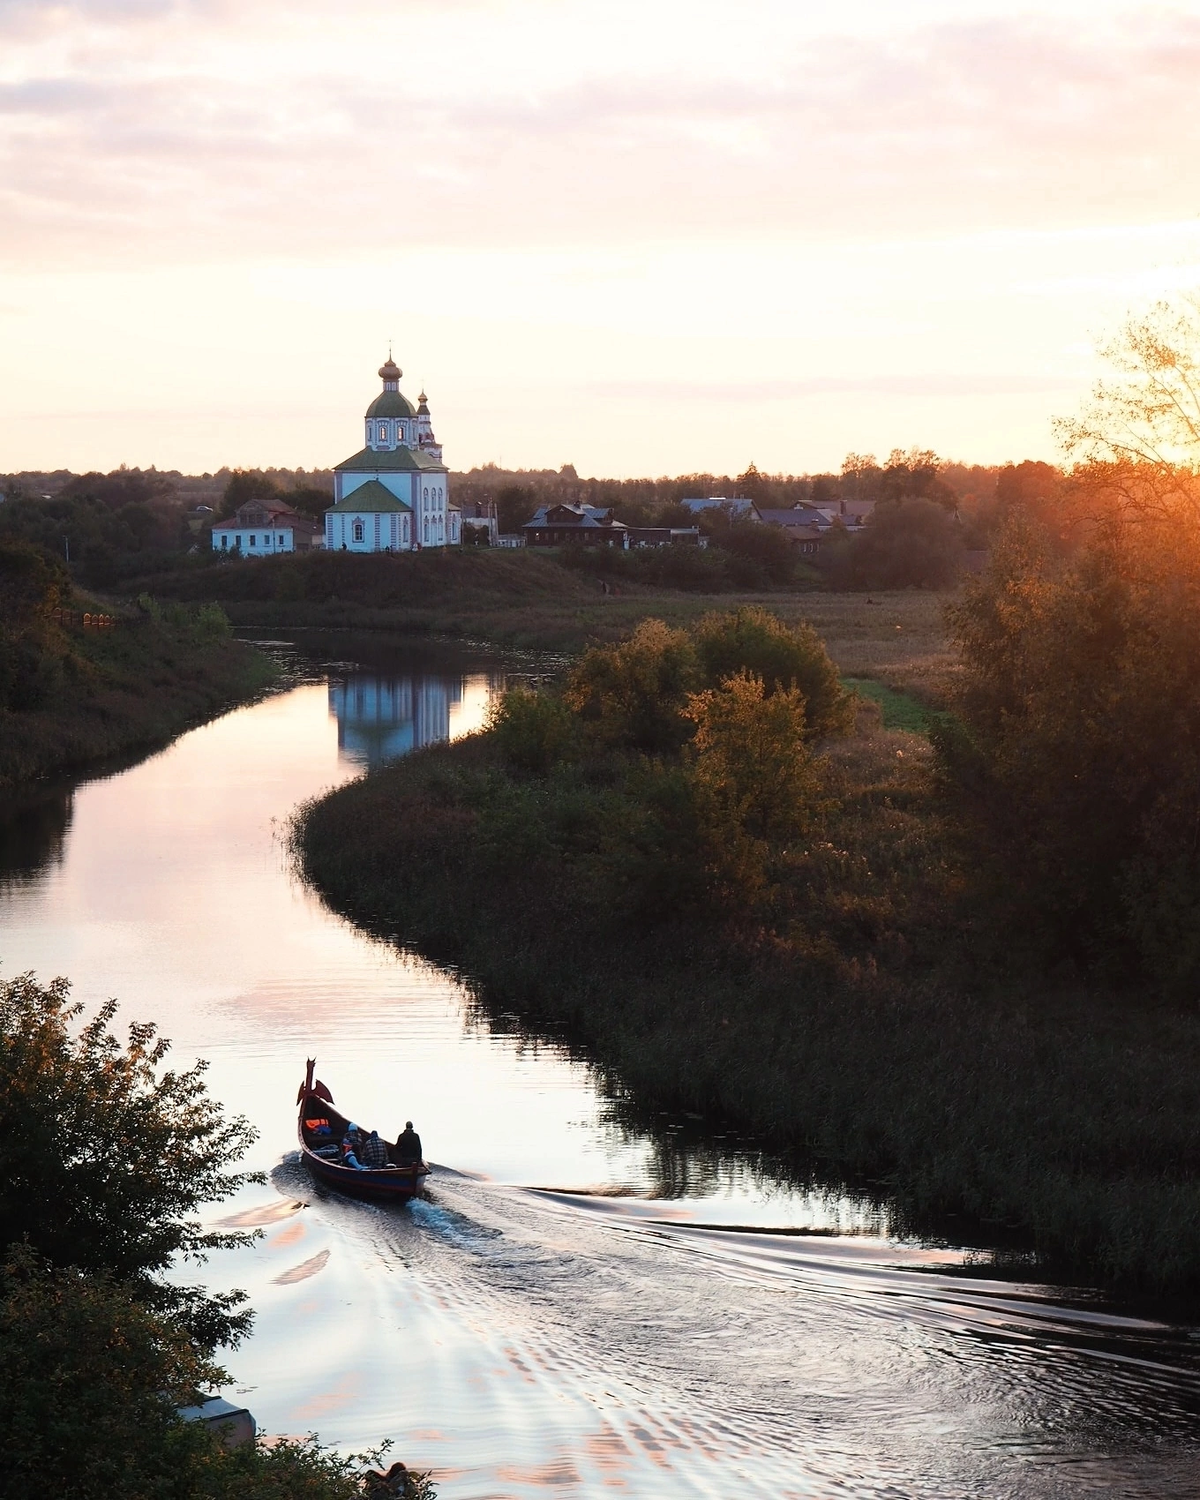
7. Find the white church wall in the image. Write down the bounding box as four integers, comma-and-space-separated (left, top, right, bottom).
340, 472, 415, 505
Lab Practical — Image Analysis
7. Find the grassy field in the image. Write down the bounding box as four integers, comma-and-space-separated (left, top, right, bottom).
136, 548, 959, 704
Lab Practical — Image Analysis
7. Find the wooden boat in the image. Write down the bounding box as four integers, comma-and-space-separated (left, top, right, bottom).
296, 1058, 429, 1202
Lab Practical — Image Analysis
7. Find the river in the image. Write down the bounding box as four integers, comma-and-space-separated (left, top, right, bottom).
2, 638, 1199, 1498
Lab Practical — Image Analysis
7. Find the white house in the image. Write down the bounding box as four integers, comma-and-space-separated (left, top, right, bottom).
211, 500, 323, 556
326, 357, 459, 552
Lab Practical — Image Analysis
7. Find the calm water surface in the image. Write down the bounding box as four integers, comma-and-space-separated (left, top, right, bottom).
2, 643, 1200, 1498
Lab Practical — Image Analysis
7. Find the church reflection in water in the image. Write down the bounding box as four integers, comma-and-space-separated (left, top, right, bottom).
329, 671, 468, 768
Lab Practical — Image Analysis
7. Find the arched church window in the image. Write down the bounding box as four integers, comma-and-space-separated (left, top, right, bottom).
353, 520, 364, 543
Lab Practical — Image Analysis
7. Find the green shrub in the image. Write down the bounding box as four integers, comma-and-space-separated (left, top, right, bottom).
692, 606, 852, 737
0, 1245, 220, 1500
565, 619, 700, 752
487, 685, 576, 773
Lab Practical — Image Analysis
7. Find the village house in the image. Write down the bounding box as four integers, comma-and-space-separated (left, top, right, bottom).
523, 503, 630, 547
211, 499, 323, 555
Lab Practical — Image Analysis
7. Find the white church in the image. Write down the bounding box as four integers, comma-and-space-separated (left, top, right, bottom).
325, 356, 460, 551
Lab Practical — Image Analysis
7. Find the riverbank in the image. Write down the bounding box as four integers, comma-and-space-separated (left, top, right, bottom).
132, 549, 959, 702
293, 616, 1200, 1299
0, 605, 278, 789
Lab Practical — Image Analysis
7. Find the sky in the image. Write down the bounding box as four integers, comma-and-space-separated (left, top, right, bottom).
3, 0, 1200, 478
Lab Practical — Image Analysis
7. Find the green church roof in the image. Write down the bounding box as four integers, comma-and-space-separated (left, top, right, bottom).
333, 445, 446, 474
326, 479, 412, 514
366, 391, 416, 419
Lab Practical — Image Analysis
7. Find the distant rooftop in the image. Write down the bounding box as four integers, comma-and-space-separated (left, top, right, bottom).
680, 497, 759, 519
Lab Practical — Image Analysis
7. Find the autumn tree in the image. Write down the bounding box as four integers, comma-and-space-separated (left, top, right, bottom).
939, 293, 1200, 987
824, 497, 964, 590
684, 672, 822, 907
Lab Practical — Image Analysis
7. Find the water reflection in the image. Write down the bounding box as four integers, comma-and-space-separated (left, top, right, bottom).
329, 670, 502, 769
0, 783, 74, 886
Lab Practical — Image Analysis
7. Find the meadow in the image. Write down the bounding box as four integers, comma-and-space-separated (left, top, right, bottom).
134, 546, 959, 698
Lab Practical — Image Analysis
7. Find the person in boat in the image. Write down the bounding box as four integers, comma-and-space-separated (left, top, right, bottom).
361, 1129, 389, 1169
341, 1124, 366, 1169
395, 1120, 422, 1165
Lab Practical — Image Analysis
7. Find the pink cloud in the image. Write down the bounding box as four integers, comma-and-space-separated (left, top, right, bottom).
2, 8, 1199, 268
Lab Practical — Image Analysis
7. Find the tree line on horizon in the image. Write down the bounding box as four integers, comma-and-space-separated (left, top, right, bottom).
0, 446, 1068, 592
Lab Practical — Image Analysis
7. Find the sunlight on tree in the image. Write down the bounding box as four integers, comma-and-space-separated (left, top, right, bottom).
1058, 295, 1200, 466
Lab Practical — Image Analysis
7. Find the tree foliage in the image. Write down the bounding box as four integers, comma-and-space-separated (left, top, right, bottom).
1056, 294, 1200, 474
0, 538, 68, 624
691, 606, 852, 737
488, 684, 577, 773
0, 541, 71, 710
0, 972, 259, 1349
940, 293, 1200, 987
683, 672, 822, 905
824, 497, 964, 590
565, 619, 700, 753
0, 1244, 221, 1500
218, 471, 282, 521
0, 1243, 433, 1500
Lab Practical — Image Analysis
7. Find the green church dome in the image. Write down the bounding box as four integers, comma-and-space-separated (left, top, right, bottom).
366, 390, 416, 419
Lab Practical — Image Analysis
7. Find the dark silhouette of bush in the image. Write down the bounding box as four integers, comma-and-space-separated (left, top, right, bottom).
824, 498, 964, 590
938, 501, 1200, 988
0, 972, 258, 1350
488, 685, 577, 773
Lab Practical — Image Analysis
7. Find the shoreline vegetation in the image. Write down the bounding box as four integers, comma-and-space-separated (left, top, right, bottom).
0, 543, 279, 790
294, 601, 1200, 1301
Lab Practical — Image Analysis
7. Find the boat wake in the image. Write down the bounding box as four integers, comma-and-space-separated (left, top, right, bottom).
199, 1162, 1200, 1498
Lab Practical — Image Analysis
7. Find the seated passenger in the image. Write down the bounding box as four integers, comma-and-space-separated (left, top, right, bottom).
341, 1124, 366, 1169
395, 1121, 423, 1165
361, 1129, 389, 1169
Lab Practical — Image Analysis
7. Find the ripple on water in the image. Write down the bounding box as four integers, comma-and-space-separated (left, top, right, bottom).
185, 1164, 1200, 1499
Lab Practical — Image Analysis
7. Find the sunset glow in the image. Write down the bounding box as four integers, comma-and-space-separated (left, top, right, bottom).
4, 0, 1199, 474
